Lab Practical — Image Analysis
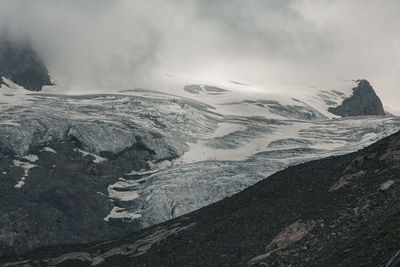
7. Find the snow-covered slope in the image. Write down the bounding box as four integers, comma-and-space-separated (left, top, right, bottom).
1, 77, 399, 256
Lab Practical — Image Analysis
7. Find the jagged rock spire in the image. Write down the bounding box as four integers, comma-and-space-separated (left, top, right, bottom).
328, 79, 385, 117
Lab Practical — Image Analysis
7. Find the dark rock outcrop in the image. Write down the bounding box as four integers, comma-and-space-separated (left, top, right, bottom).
0, 77, 5, 87
328, 80, 385, 117
0, 140, 156, 258
3, 130, 400, 266
0, 38, 52, 91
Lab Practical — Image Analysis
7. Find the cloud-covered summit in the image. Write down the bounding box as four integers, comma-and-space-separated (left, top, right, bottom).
0, 0, 399, 111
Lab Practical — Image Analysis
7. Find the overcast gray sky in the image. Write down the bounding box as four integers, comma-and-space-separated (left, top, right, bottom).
1, 0, 399, 111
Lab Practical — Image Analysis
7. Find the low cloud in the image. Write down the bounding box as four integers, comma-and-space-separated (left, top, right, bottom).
0, 0, 399, 110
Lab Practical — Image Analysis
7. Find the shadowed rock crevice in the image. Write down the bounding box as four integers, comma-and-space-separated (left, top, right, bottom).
328, 80, 385, 117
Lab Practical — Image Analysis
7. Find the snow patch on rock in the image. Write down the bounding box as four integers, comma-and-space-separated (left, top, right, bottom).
42, 147, 57, 153
13, 160, 37, 189
104, 207, 142, 222
23, 154, 39, 162
76, 148, 107, 163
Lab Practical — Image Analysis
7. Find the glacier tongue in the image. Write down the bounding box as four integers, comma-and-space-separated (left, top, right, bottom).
106, 115, 400, 227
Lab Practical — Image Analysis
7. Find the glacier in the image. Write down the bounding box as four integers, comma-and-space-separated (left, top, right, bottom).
1, 78, 400, 255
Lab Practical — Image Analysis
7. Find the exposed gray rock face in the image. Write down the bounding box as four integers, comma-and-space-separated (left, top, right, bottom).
328, 80, 385, 117
0, 38, 52, 91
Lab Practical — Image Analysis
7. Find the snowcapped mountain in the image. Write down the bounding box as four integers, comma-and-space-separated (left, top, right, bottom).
1, 74, 400, 256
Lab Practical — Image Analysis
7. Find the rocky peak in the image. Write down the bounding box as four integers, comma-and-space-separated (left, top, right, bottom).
328, 79, 385, 117
0, 37, 52, 91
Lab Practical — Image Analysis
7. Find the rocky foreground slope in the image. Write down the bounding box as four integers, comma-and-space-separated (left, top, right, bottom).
2, 129, 400, 266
